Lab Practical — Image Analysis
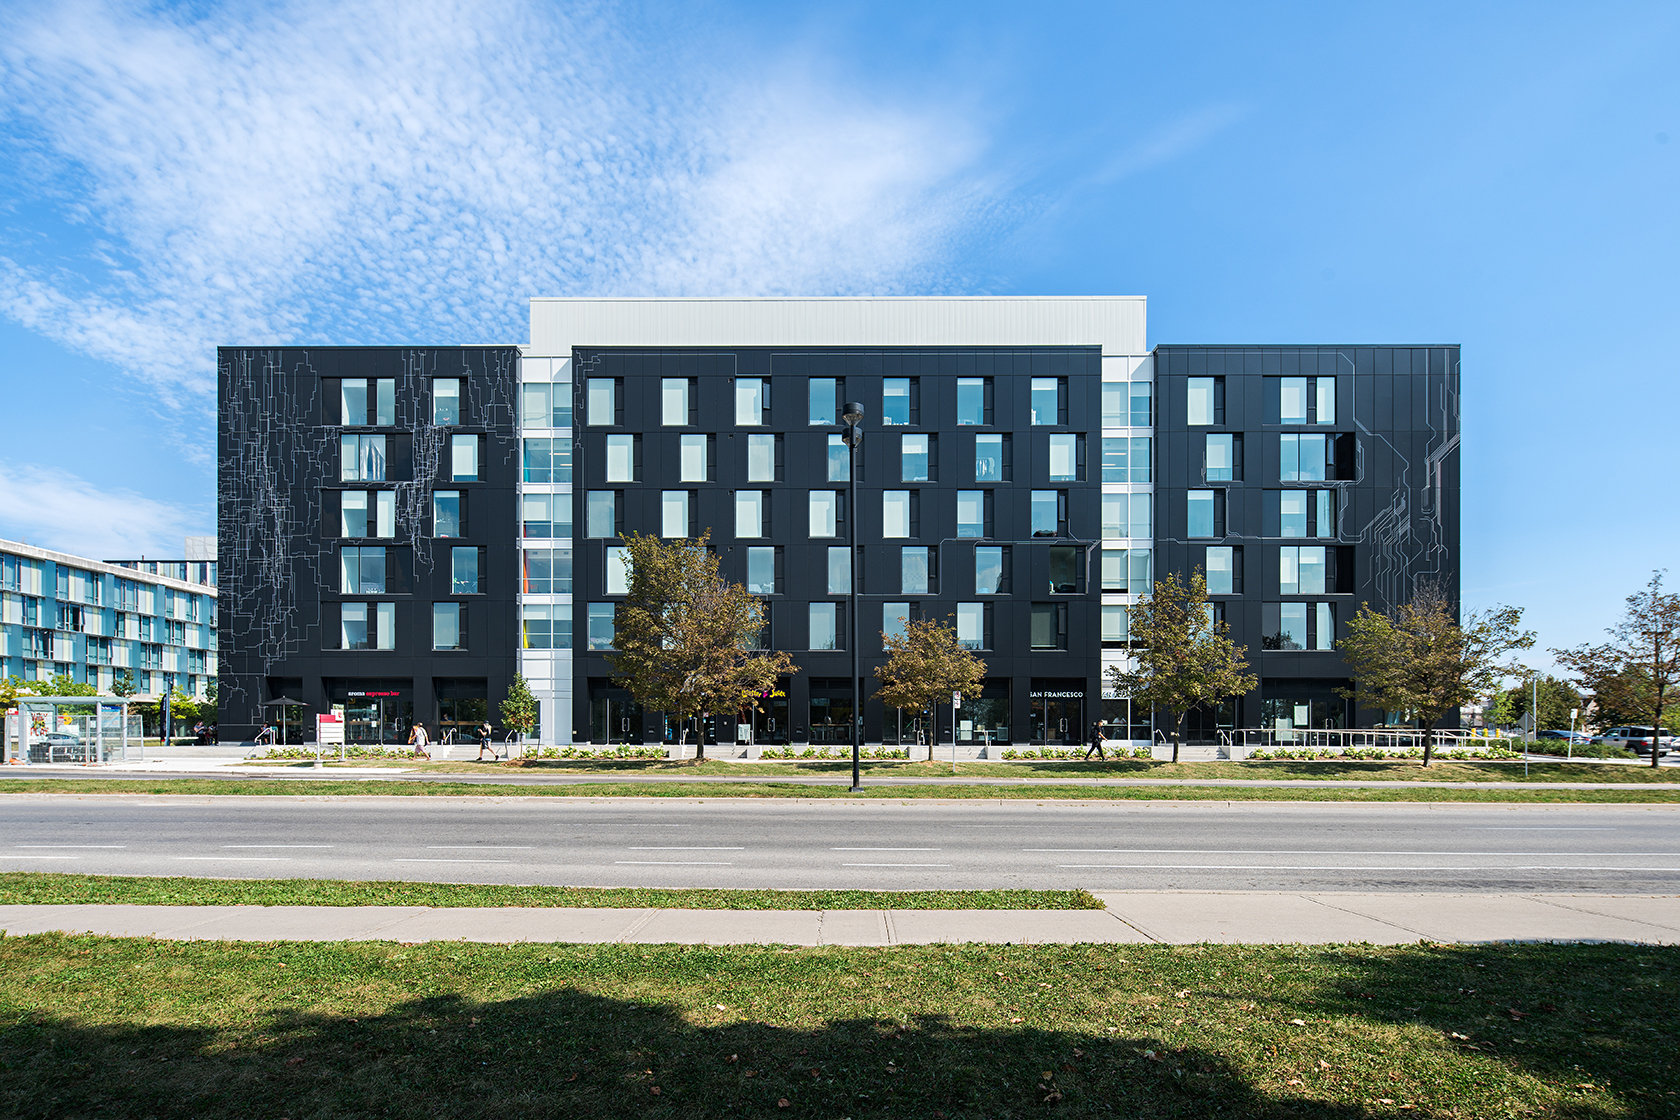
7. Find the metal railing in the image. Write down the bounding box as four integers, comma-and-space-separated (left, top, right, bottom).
1231, 727, 1483, 753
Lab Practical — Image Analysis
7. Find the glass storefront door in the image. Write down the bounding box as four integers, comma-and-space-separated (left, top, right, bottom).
344, 695, 413, 745
589, 694, 644, 744
439, 697, 488, 745
1030, 687, 1085, 745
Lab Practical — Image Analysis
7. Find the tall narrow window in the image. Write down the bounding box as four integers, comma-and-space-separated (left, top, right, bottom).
341, 379, 368, 425
1316, 378, 1336, 425
882, 378, 913, 426
433, 379, 461, 425
827, 547, 850, 594
451, 435, 479, 481
882, 603, 911, 646
521, 383, 553, 428
1048, 546, 1078, 593
341, 491, 370, 538
679, 434, 708, 482
1315, 490, 1336, 537
1206, 546, 1234, 595
810, 490, 839, 538
1101, 382, 1126, 426
1316, 602, 1335, 650
451, 547, 480, 594
433, 491, 461, 537
1279, 377, 1309, 424
882, 491, 911, 538
808, 378, 837, 425
749, 434, 777, 482
1205, 433, 1235, 482
586, 378, 616, 426
605, 434, 635, 482
809, 602, 838, 650
827, 433, 850, 482
957, 602, 984, 649
1030, 491, 1062, 537
736, 490, 765, 538
1030, 378, 1063, 425
586, 491, 617, 538
1130, 381, 1152, 426
1048, 433, 1078, 481
975, 434, 1005, 482
587, 603, 616, 649
956, 377, 987, 425
661, 491, 690, 538
901, 434, 930, 482
1187, 490, 1216, 538
605, 546, 630, 595
1187, 377, 1221, 425
662, 378, 689, 426
746, 547, 776, 594
1102, 604, 1129, 645
975, 546, 1005, 594
735, 378, 767, 425
901, 547, 930, 595
432, 603, 463, 650
956, 490, 986, 538
1030, 603, 1066, 649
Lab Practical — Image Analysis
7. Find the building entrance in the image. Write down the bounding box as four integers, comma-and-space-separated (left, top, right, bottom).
1030, 682, 1085, 745
588, 683, 644, 745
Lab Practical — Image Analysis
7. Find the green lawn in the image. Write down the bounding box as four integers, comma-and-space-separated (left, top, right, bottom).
0, 936, 1673, 1118
0, 873, 1100, 911
5, 776, 1680, 802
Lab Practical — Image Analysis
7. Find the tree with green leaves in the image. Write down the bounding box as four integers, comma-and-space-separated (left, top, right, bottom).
500, 673, 538, 750
873, 616, 987, 761
111, 670, 138, 699
1555, 570, 1680, 770
1107, 570, 1257, 764
1490, 674, 1583, 737
1337, 584, 1533, 766
608, 532, 796, 762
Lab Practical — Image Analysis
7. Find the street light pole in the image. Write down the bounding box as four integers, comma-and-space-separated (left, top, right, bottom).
842, 402, 865, 793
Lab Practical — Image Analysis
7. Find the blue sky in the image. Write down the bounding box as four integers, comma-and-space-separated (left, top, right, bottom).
0, 0, 1675, 660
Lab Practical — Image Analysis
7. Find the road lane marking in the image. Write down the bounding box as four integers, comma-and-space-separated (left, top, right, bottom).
1024, 848, 1680, 856
2, 854, 79, 860
1057, 863, 1680, 871
224, 844, 335, 849
173, 856, 292, 862
394, 858, 513, 864
1469, 827, 1618, 831
626, 846, 745, 851
831, 847, 941, 851
425, 845, 535, 850
15, 844, 125, 849
614, 860, 733, 866
841, 862, 952, 868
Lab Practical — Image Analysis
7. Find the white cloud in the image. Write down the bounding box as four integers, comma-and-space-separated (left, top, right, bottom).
0, 461, 207, 559
0, 0, 1003, 433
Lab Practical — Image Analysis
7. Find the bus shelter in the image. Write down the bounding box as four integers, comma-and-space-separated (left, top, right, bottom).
2, 696, 138, 764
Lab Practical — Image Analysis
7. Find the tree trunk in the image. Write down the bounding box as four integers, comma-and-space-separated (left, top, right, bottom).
1421, 722, 1435, 767
695, 716, 706, 763
1652, 692, 1665, 770
1171, 712, 1183, 765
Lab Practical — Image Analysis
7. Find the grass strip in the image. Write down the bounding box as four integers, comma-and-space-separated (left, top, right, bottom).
0, 872, 1100, 911
0, 936, 1673, 1118
5, 777, 1680, 802
259, 757, 1680, 783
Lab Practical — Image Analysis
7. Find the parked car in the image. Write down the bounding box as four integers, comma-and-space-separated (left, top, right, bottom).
1536, 729, 1592, 744
1595, 727, 1674, 756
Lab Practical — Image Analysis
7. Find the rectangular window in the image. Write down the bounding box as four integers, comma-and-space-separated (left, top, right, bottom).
975, 546, 1005, 594
808, 378, 837, 425
1264, 602, 1309, 650
604, 546, 630, 595
605, 434, 635, 482
1280, 377, 1309, 425
735, 377, 767, 425
1187, 490, 1216, 538
1206, 546, 1234, 595
827, 547, 851, 594
749, 433, 778, 482
1048, 433, 1078, 481
882, 602, 911, 646
882, 378, 913, 425
1100, 548, 1152, 593
433, 379, 461, 425
341, 602, 393, 651
451, 546, 480, 594
341, 491, 369, 538
522, 437, 572, 483
520, 604, 572, 650
1030, 490, 1063, 537
341, 379, 368, 426
809, 490, 839, 538
746, 546, 776, 594
1102, 604, 1129, 645
1030, 603, 1066, 650
1131, 381, 1152, 426
340, 434, 386, 482
1275, 376, 1337, 424
736, 490, 765, 538
1101, 493, 1150, 539
662, 378, 690, 426
679, 434, 708, 482
1103, 436, 1151, 482
975, 434, 1006, 482
587, 603, 616, 650
956, 490, 986, 538
1030, 377, 1063, 425
373, 379, 394, 426
1048, 546, 1078, 594
522, 493, 570, 539
339, 547, 386, 594
1187, 377, 1222, 425
1279, 546, 1328, 595
957, 602, 984, 649
901, 547, 930, 595
901, 434, 931, 482
520, 383, 553, 428
1316, 489, 1335, 537
1316, 602, 1335, 650
825, 433, 848, 482
432, 603, 463, 650
586, 378, 616, 426
586, 491, 617, 538
1101, 382, 1126, 426
1206, 433, 1235, 481
809, 602, 838, 650
662, 490, 691, 538
1317, 378, 1336, 425
520, 547, 572, 593
883, 491, 911, 538
1279, 434, 1328, 482
451, 435, 479, 481
956, 377, 988, 425
1280, 490, 1307, 537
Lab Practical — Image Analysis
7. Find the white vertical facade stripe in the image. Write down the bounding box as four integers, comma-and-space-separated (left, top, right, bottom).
516, 353, 573, 743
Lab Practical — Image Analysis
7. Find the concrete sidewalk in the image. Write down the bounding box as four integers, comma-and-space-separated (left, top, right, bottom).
4, 893, 1678, 945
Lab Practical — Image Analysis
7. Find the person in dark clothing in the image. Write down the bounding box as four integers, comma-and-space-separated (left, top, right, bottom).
476, 720, 496, 761
1084, 721, 1108, 760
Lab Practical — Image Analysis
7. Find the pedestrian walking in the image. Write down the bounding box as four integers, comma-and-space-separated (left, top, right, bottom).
476, 720, 496, 761
408, 722, 431, 760
1084, 720, 1108, 760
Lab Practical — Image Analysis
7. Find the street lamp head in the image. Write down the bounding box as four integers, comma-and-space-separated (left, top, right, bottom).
841, 401, 865, 427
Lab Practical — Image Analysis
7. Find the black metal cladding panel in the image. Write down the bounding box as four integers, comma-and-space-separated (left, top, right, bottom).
217, 346, 521, 737
567, 346, 1102, 739
1152, 345, 1460, 723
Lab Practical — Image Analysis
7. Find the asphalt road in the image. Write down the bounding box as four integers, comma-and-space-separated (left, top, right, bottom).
5, 796, 1680, 892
